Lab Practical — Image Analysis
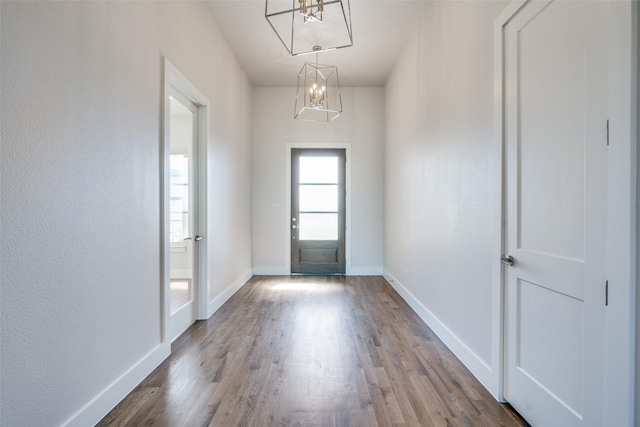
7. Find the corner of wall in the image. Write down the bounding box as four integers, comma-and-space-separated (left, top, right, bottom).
382, 270, 495, 395
207, 269, 253, 318
61, 343, 170, 427
346, 267, 384, 276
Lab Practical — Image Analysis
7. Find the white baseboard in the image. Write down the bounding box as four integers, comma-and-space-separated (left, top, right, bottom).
251, 267, 289, 276
170, 269, 191, 279
383, 269, 493, 391
207, 268, 253, 318
252, 267, 383, 276
61, 342, 170, 427
346, 266, 383, 275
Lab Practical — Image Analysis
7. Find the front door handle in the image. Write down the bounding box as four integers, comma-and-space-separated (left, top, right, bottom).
501, 255, 515, 266
194, 235, 203, 242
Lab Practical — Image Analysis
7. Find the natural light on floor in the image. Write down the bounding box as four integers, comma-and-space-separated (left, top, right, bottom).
270, 280, 340, 294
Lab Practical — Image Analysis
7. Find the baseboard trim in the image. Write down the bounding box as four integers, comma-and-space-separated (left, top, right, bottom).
251, 267, 289, 276
346, 266, 383, 275
61, 342, 170, 427
170, 269, 191, 279
383, 269, 493, 391
252, 267, 384, 276
207, 268, 253, 318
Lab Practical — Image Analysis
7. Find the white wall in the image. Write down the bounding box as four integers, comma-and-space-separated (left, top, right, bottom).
385, 2, 638, 420
0, 2, 252, 426
252, 87, 384, 275
636, 1, 640, 423
384, 0, 508, 391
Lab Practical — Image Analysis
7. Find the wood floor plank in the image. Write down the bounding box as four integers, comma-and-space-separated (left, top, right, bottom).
98, 276, 528, 427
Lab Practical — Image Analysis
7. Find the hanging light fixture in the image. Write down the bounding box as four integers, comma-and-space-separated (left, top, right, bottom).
299, 0, 323, 23
294, 46, 342, 122
265, 0, 353, 56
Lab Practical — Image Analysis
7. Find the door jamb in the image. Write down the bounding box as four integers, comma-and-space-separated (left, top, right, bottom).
491, 0, 528, 402
285, 143, 351, 275
162, 58, 210, 345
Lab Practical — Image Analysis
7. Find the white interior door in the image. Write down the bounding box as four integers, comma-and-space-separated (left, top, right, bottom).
168, 90, 200, 342
502, 1, 608, 425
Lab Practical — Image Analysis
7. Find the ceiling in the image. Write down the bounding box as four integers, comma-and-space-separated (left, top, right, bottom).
205, 1, 426, 87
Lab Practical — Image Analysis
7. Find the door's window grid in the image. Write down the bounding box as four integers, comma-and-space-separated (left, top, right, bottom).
298, 156, 339, 240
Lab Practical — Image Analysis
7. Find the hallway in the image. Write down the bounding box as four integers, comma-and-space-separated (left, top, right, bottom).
99, 276, 526, 426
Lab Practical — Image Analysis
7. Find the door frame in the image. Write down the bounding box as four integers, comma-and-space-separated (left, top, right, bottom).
286, 143, 351, 275
488, 0, 638, 425
491, 1, 637, 424
162, 58, 210, 344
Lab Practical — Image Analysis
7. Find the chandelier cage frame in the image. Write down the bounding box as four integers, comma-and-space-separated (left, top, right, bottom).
294, 53, 343, 122
265, 0, 353, 56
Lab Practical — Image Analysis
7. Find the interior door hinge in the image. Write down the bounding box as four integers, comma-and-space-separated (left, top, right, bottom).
606, 119, 610, 146
605, 280, 609, 306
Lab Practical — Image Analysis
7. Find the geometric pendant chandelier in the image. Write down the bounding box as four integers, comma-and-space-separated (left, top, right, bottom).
294, 46, 343, 122
265, 0, 353, 56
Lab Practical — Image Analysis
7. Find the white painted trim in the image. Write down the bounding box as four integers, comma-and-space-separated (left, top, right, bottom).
170, 245, 187, 253
170, 269, 192, 279
346, 267, 383, 276
196, 97, 210, 320
162, 58, 211, 340
604, 2, 637, 425
285, 142, 352, 275
207, 269, 253, 318
60, 343, 170, 427
490, 0, 529, 402
383, 270, 493, 391
252, 267, 289, 276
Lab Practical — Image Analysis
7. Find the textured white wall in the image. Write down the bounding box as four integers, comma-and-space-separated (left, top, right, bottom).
384, 0, 507, 389
0, 2, 252, 425
251, 87, 384, 275
636, 3, 640, 421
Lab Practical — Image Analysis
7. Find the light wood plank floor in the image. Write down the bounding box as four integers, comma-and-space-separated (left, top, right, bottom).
98, 276, 528, 426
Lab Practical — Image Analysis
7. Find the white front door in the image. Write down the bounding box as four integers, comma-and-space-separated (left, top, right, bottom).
502, 1, 608, 425
168, 90, 200, 342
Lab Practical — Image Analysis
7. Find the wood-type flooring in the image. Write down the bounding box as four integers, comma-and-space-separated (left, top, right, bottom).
98, 275, 528, 426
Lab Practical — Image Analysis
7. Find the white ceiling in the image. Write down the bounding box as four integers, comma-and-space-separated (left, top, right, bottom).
205, 1, 426, 87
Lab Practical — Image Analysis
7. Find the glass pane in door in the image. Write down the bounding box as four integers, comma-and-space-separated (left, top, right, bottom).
299, 213, 338, 240
169, 96, 194, 315
299, 157, 338, 183
297, 154, 339, 241
299, 185, 338, 211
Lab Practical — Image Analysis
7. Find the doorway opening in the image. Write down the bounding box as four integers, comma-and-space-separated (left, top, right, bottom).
163, 58, 210, 343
